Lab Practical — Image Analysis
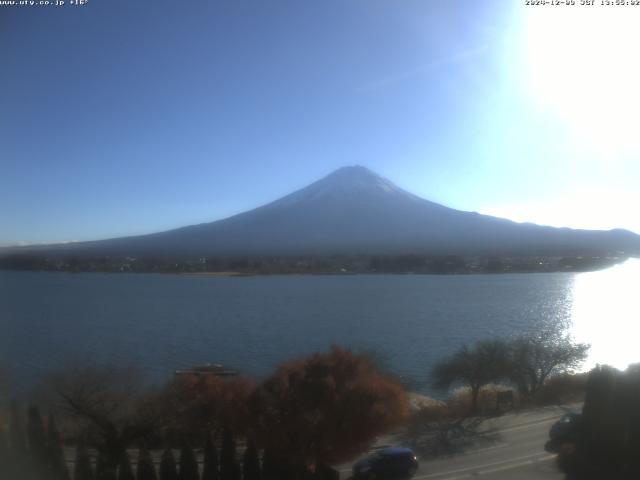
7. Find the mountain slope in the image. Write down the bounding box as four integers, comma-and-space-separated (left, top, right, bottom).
6, 166, 640, 257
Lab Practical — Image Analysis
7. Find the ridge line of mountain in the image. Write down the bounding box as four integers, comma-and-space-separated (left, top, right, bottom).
2, 166, 639, 269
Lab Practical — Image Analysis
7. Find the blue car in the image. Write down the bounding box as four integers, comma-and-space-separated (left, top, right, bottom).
550, 413, 582, 442
353, 447, 419, 479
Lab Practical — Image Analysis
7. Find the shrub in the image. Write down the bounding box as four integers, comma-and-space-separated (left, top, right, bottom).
136, 447, 157, 480
178, 444, 199, 480
27, 405, 47, 468
220, 426, 240, 480
242, 439, 261, 480
447, 384, 516, 416
47, 413, 70, 480
74, 440, 94, 480
117, 451, 135, 480
534, 373, 588, 405
201, 432, 219, 480
160, 448, 179, 480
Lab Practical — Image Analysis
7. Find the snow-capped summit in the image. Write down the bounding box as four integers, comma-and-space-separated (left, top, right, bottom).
268, 166, 421, 209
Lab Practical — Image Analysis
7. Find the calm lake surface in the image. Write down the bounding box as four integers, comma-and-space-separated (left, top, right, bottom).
1, 259, 638, 393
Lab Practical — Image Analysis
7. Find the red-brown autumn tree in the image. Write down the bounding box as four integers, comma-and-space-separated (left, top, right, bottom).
163, 373, 255, 438
250, 346, 409, 473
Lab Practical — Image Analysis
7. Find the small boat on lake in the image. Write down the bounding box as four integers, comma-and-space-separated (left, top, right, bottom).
174, 363, 238, 377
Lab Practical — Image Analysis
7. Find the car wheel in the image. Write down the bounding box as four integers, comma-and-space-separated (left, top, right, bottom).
407, 465, 418, 478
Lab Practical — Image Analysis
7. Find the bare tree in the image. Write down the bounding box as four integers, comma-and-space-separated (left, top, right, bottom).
432, 340, 509, 413
48, 364, 163, 476
507, 329, 589, 400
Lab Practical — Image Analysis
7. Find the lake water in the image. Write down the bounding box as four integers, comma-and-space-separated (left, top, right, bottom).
1, 259, 638, 394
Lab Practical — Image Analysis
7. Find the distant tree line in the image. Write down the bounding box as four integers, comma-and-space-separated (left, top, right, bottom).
0, 253, 624, 275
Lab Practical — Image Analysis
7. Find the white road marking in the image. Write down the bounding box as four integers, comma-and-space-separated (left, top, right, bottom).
493, 415, 561, 433
457, 442, 509, 455
413, 451, 554, 479
470, 454, 556, 477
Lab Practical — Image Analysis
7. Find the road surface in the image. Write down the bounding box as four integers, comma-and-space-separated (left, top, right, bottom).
339, 404, 580, 480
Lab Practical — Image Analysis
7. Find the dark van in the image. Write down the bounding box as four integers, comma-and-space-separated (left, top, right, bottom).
352, 447, 419, 479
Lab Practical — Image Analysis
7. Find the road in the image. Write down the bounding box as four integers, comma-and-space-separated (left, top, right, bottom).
339, 404, 581, 480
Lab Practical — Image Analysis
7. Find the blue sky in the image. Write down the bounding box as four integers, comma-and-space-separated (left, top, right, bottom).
1, 0, 639, 245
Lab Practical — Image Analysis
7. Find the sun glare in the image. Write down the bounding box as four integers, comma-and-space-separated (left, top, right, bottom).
526, 7, 640, 153
482, 189, 640, 235
570, 258, 640, 372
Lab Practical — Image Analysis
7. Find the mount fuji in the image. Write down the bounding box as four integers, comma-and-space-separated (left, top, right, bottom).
5, 166, 640, 258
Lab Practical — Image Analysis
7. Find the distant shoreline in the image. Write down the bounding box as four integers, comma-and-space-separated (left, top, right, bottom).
0, 252, 633, 276
180, 271, 254, 277
0, 259, 632, 277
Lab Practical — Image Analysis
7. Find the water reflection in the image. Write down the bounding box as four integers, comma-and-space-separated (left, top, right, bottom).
571, 258, 640, 371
